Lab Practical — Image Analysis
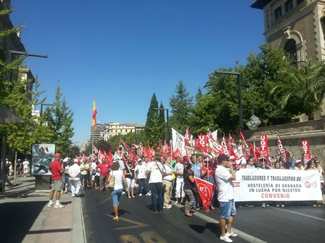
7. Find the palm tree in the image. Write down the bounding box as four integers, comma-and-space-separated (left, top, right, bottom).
271, 62, 325, 119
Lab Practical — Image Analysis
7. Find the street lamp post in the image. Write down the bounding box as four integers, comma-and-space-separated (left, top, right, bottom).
215, 71, 243, 129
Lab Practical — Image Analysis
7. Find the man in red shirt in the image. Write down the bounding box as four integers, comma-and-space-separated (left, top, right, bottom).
48, 152, 64, 208
98, 161, 109, 191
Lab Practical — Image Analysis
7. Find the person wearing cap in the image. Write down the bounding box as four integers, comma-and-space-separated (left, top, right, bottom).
215, 154, 238, 242
134, 158, 148, 197
48, 153, 65, 208
69, 159, 81, 197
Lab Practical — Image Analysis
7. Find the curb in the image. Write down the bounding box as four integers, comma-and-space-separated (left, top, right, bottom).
72, 197, 87, 243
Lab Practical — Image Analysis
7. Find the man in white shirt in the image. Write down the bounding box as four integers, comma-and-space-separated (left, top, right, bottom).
162, 156, 174, 209
174, 157, 185, 205
134, 159, 147, 196
69, 159, 81, 197
146, 155, 164, 213
23, 159, 30, 177
215, 154, 238, 243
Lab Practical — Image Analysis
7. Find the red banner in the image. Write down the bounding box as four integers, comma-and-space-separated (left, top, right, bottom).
194, 177, 215, 210
301, 140, 311, 162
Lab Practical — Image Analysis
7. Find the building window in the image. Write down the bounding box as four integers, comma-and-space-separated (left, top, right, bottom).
285, 0, 294, 13
274, 6, 282, 21
296, 0, 304, 5
284, 39, 298, 64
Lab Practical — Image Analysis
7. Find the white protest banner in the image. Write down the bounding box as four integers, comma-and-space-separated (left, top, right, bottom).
234, 169, 322, 202
172, 128, 186, 156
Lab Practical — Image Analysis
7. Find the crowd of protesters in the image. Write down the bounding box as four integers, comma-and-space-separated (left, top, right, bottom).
45, 144, 324, 242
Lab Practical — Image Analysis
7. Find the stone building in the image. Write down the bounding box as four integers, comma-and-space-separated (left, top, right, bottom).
250, 1, 325, 166
251, 0, 325, 63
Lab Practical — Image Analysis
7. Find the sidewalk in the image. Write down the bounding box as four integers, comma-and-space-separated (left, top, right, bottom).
0, 178, 86, 243
2, 176, 36, 198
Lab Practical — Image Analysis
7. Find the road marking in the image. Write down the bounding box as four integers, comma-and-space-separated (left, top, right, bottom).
140, 231, 168, 243
273, 208, 325, 223
106, 214, 149, 230
194, 212, 267, 243
120, 234, 141, 243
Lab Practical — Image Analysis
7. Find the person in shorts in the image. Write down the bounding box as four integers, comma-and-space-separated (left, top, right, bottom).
48, 153, 64, 208
215, 154, 238, 243
107, 162, 125, 222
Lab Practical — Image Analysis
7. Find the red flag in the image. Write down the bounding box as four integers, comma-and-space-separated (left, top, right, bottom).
143, 146, 155, 160
106, 151, 113, 167
249, 142, 260, 161
221, 137, 229, 156
301, 140, 311, 162
259, 134, 269, 159
98, 149, 106, 163
194, 177, 215, 210
160, 142, 171, 158
277, 136, 287, 160
195, 134, 209, 153
184, 128, 191, 147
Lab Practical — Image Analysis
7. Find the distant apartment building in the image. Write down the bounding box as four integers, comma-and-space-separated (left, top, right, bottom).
103, 122, 144, 140
251, 0, 325, 62
90, 122, 144, 143
90, 123, 106, 144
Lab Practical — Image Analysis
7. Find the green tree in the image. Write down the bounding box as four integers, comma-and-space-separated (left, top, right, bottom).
67, 144, 80, 158
169, 81, 193, 133
0, 7, 53, 154
144, 93, 160, 146
47, 85, 74, 155
158, 103, 166, 141
242, 45, 295, 125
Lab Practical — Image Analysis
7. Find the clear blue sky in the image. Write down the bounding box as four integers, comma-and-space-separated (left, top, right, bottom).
11, 0, 264, 144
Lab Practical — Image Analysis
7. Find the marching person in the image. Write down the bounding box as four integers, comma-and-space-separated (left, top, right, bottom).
174, 156, 185, 205
134, 158, 148, 196
80, 159, 90, 189
69, 159, 81, 197
215, 154, 238, 243
125, 160, 136, 198
162, 156, 174, 209
22, 158, 30, 177
147, 154, 164, 213
107, 161, 125, 222
183, 162, 196, 217
98, 160, 110, 191
48, 153, 65, 208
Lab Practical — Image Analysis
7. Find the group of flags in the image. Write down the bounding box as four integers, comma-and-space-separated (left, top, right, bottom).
172, 128, 313, 164
91, 100, 313, 164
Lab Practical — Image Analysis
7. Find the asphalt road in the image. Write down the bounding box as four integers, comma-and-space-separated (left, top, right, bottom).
82, 190, 325, 243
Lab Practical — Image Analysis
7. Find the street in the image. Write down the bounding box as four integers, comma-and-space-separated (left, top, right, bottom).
82, 190, 325, 243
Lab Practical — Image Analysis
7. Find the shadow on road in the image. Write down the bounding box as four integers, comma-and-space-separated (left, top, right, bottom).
189, 222, 220, 236
0, 201, 46, 243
